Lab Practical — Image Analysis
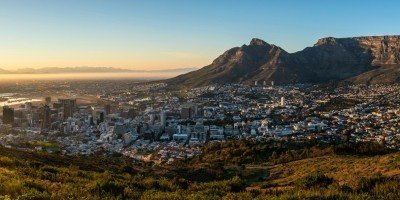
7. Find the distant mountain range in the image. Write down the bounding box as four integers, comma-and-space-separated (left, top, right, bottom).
167, 36, 400, 87
0, 67, 198, 74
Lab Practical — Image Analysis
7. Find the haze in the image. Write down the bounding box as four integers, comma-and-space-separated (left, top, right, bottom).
0, 72, 181, 82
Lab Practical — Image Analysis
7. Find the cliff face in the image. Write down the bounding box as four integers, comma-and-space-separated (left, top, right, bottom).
167, 36, 400, 87
315, 36, 400, 65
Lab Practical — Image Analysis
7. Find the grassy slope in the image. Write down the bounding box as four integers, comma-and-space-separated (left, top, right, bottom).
0, 144, 399, 199
257, 153, 400, 190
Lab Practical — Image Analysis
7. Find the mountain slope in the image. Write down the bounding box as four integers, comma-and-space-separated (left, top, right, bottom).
167, 36, 400, 87
168, 38, 294, 86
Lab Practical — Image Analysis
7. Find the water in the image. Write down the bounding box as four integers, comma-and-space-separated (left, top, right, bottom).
0, 97, 41, 106
0, 93, 15, 97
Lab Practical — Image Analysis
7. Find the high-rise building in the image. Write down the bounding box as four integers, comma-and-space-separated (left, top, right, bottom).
45, 97, 51, 105
280, 97, 285, 106
160, 110, 166, 128
25, 102, 32, 110
2, 106, 14, 125
58, 99, 76, 119
99, 112, 105, 123
149, 112, 155, 125
180, 103, 201, 119
41, 105, 51, 130
128, 108, 136, 119
180, 106, 192, 119
104, 104, 111, 115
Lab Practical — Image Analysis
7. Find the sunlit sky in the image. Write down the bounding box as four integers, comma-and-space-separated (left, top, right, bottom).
1, 0, 399, 70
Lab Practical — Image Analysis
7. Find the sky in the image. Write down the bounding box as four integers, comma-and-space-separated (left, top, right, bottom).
0, 0, 399, 70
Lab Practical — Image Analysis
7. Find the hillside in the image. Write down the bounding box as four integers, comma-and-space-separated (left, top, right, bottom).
167, 36, 400, 87
0, 141, 399, 199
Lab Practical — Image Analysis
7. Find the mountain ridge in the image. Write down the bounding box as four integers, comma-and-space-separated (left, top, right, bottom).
167, 35, 400, 87
0, 66, 198, 74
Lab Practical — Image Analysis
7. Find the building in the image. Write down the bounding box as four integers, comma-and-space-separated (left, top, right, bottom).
58, 99, 76, 119
180, 103, 200, 119
45, 97, 51, 105
209, 125, 224, 140
2, 106, 14, 125
104, 104, 111, 115
114, 123, 127, 136
25, 102, 32, 110
180, 106, 192, 119
127, 108, 136, 119
41, 105, 51, 130
160, 110, 166, 128
99, 112, 105, 123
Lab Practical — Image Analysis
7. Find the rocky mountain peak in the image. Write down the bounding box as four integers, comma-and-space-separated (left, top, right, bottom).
314, 37, 339, 46
249, 38, 269, 46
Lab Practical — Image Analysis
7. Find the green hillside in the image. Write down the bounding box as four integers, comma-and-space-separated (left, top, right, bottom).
0, 140, 399, 199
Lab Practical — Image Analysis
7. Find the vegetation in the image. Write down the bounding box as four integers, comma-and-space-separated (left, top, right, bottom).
0, 140, 399, 199
316, 97, 361, 112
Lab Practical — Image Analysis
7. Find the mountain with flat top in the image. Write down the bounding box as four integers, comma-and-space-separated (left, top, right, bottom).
167, 36, 400, 87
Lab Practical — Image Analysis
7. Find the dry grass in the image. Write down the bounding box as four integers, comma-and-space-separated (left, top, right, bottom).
266, 152, 400, 188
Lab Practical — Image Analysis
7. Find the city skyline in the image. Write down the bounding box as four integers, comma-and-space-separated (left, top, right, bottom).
1, 0, 400, 70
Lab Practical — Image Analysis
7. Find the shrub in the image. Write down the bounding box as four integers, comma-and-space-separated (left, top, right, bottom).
94, 180, 125, 197
296, 173, 334, 189
0, 179, 24, 197
23, 180, 46, 193
0, 157, 14, 167
41, 166, 59, 174
357, 174, 388, 193
17, 190, 51, 200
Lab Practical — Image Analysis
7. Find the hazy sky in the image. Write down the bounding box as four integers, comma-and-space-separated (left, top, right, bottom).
1, 0, 399, 70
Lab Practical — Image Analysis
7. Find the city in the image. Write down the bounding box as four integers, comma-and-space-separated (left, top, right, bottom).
1, 81, 399, 164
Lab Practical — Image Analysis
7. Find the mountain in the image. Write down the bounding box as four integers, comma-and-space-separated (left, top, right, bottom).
167, 36, 400, 87
0, 67, 198, 74
13, 67, 131, 74
0, 68, 10, 74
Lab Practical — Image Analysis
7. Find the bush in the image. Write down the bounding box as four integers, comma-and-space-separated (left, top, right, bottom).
94, 180, 125, 197
296, 173, 333, 188
0, 157, 14, 167
357, 174, 388, 192
41, 166, 59, 174
17, 190, 51, 200
23, 180, 46, 193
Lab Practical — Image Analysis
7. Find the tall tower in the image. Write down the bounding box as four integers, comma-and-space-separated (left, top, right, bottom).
160, 110, 166, 128
280, 97, 285, 106
2, 106, 14, 125
41, 105, 51, 130
45, 97, 51, 105
104, 104, 111, 115
149, 110, 155, 125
